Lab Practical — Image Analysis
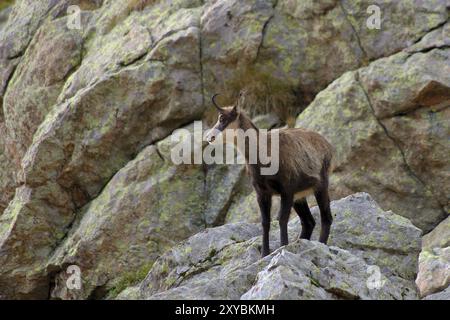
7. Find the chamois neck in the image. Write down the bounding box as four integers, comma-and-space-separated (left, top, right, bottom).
235, 112, 259, 164
237, 112, 258, 132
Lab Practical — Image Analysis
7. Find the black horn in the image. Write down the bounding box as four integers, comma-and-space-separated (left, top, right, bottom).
212, 94, 224, 111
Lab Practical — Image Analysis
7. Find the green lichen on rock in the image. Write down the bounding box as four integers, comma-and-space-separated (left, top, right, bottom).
303, 193, 422, 280
46, 124, 245, 299
0, 0, 449, 299
107, 262, 154, 299
122, 194, 420, 300
296, 45, 450, 232
416, 216, 450, 297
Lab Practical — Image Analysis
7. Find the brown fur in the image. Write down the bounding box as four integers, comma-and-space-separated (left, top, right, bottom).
206, 93, 334, 257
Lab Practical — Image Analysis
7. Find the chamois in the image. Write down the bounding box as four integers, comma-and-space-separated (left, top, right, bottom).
205, 92, 334, 257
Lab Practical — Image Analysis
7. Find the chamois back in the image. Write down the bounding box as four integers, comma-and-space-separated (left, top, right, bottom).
276, 128, 333, 182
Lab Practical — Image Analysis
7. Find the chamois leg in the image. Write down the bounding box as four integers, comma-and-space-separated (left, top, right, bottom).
257, 192, 272, 257
314, 187, 332, 244
293, 198, 316, 240
278, 194, 294, 247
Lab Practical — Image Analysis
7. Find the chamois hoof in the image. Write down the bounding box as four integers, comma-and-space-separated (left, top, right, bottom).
299, 233, 313, 240
261, 249, 271, 258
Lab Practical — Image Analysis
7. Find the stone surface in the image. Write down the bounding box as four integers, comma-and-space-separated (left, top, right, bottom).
0, 122, 15, 214
0, 0, 206, 298
423, 216, 450, 250
0, 0, 64, 214
0, 0, 448, 299
46, 124, 243, 299
117, 193, 420, 300
296, 39, 450, 232
416, 216, 450, 298
416, 248, 450, 298
423, 286, 450, 300
298, 193, 422, 280
241, 241, 414, 300
3, 17, 84, 168
0, 6, 11, 31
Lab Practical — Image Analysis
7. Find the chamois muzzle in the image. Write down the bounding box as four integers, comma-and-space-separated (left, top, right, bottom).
205, 128, 221, 144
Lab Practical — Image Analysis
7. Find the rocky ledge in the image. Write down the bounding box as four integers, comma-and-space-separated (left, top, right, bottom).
117, 193, 422, 300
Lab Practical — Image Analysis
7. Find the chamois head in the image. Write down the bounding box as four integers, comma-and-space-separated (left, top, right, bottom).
205, 91, 246, 144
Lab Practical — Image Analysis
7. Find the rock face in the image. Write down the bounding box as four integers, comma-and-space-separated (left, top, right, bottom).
0, 0, 448, 299
296, 26, 450, 232
416, 216, 450, 298
46, 124, 243, 299
0, 0, 14, 214
1, 0, 205, 298
117, 193, 420, 300
0, 6, 11, 31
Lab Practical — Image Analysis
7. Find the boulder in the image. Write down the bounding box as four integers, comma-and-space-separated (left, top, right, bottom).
0, 0, 67, 214
241, 241, 414, 300
118, 193, 420, 300
422, 216, 450, 250
0, 0, 205, 299
296, 36, 450, 232
423, 287, 450, 300
46, 124, 243, 299
3, 17, 84, 168
296, 193, 422, 280
416, 216, 450, 298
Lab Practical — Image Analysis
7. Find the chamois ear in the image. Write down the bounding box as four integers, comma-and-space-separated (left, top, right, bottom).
235, 90, 247, 111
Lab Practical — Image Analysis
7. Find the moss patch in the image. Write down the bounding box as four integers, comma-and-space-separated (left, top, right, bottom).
108, 262, 154, 298
0, 0, 14, 11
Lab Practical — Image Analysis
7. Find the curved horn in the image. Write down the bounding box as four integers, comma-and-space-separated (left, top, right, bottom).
212, 94, 224, 111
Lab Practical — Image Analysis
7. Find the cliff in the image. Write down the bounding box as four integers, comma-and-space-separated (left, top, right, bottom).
0, 0, 448, 300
